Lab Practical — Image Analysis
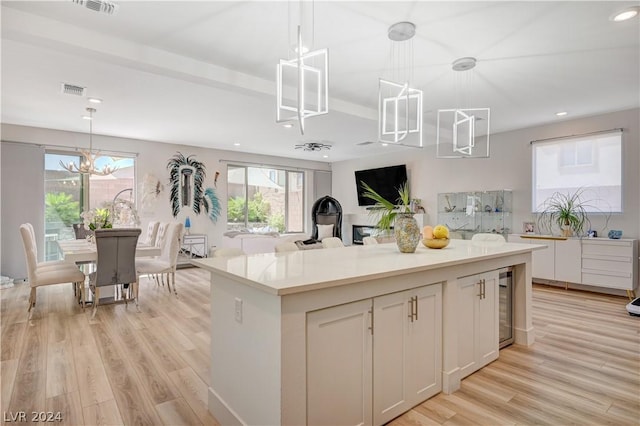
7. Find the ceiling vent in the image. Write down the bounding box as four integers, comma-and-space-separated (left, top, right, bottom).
71, 0, 119, 15
61, 83, 86, 96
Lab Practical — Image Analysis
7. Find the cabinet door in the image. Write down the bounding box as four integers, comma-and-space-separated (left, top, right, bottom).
477, 272, 499, 367
555, 239, 581, 283
532, 240, 555, 280
373, 284, 442, 425
307, 299, 373, 426
458, 271, 499, 379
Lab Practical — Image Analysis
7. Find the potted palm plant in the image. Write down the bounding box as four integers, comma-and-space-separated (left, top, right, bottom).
536, 189, 591, 237
360, 181, 420, 253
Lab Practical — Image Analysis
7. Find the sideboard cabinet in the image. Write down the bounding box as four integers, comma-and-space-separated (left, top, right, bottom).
509, 235, 637, 295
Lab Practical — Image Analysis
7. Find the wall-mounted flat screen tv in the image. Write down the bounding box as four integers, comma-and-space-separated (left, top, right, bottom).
354, 164, 408, 207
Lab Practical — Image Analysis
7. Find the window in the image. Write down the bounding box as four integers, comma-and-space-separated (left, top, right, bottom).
532, 130, 622, 213
44, 151, 136, 259
227, 165, 304, 233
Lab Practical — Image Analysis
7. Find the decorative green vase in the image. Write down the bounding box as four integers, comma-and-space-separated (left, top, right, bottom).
394, 213, 420, 253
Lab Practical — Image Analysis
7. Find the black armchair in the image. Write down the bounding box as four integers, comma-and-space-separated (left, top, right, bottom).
311, 196, 343, 241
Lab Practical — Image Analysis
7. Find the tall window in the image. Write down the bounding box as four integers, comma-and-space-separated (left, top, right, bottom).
532, 130, 622, 213
44, 151, 135, 259
227, 165, 304, 233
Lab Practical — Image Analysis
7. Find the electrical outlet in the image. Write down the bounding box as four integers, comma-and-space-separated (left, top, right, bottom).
234, 297, 243, 323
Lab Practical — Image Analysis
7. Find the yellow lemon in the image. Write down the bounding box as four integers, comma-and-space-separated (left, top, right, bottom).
433, 225, 449, 239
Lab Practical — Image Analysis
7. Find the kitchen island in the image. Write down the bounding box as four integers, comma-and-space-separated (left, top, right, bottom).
192, 239, 541, 425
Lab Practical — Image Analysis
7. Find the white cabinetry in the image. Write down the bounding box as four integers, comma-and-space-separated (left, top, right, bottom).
373, 285, 442, 424
582, 239, 638, 291
508, 236, 581, 283
555, 239, 582, 283
510, 235, 638, 293
307, 284, 442, 426
457, 270, 499, 379
307, 299, 373, 426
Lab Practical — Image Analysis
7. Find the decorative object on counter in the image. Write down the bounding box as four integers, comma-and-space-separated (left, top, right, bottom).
360, 181, 419, 253
422, 224, 450, 249
587, 229, 597, 238
523, 222, 535, 234
607, 230, 622, 239
535, 188, 611, 237
185, 217, 191, 235
167, 152, 221, 223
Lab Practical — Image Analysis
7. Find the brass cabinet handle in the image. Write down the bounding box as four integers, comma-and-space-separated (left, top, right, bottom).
407, 296, 418, 322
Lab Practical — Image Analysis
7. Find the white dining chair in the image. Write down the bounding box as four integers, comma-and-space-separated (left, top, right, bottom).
144, 221, 160, 246
212, 247, 246, 258
20, 224, 86, 316
471, 233, 506, 247
136, 222, 184, 295
322, 237, 345, 249
362, 236, 378, 245
275, 242, 299, 253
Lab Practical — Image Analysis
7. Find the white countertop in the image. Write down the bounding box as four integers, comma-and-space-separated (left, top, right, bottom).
192, 239, 541, 296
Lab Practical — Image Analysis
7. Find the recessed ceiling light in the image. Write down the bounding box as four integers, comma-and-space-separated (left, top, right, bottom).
611, 6, 639, 22
233, 142, 241, 146
283, 123, 294, 129
322, 155, 329, 158
555, 111, 568, 117
81, 114, 93, 120
381, 143, 389, 147
88, 97, 102, 104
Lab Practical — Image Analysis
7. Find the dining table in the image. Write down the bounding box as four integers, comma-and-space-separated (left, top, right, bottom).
57, 238, 161, 264
57, 238, 162, 305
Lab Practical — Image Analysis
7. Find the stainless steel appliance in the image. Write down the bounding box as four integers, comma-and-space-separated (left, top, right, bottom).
499, 267, 514, 348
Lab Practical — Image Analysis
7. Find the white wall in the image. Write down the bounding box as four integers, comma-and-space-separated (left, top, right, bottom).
332, 108, 640, 239
1, 124, 331, 278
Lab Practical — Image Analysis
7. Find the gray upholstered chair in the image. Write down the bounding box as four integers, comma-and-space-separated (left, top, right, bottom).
89, 228, 141, 314
20, 223, 86, 316
136, 222, 184, 295
72, 223, 91, 240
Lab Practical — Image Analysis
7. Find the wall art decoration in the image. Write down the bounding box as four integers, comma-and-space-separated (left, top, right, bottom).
167, 152, 221, 222
141, 173, 164, 209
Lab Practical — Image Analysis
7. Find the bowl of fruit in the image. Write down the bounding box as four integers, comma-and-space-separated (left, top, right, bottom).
422, 225, 450, 249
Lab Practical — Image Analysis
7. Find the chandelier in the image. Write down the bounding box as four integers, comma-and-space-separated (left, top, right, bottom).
378, 21, 423, 148
436, 57, 491, 158
59, 107, 117, 176
276, 0, 328, 135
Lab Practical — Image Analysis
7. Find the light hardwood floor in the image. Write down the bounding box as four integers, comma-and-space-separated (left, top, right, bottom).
1, 268, 638, 425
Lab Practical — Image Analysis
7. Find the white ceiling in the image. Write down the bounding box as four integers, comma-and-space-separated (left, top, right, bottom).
2, 1, 639, 163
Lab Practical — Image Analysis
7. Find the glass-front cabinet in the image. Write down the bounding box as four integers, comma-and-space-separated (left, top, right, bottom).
437, 190, 512, 239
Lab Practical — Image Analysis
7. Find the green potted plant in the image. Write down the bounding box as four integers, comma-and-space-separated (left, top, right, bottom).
360, 181, 420, 253
536, 189, 591, 237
